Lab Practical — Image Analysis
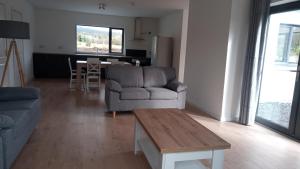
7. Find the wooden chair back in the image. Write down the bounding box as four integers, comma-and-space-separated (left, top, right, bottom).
87, 58, 101, 74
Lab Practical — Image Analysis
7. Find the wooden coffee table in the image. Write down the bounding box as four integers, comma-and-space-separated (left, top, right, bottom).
134, 109, 231, 169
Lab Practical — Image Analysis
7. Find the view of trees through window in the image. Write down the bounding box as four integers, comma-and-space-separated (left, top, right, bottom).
276, 24, 300, 63
77, 25, 123, 54
111, 29, 123, 53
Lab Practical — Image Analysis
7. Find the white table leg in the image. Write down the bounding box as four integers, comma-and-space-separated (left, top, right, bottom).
161, 154, 175, 169
134, 120, 141, 154
76, 63, 82, 90
211, 150, 224, 169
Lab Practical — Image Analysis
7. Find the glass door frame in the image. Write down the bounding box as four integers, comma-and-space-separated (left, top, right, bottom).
255, 1, 300, 139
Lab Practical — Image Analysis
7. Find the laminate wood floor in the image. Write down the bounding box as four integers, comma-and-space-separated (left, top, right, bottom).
11, 79, 300, 169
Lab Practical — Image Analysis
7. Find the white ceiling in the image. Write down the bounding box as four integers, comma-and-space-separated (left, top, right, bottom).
28, 0, 188, 17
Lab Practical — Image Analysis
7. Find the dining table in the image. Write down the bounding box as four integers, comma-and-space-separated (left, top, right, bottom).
76, 60, 131, 90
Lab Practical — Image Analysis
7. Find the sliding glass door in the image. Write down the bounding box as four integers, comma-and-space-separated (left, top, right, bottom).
256, 5, 300, 139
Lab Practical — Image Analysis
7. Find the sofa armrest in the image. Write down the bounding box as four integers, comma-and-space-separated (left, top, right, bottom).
166, 80, 187, 92
106, 80, 122, 93
0, 87, 40, 101
0, 114, 15, 129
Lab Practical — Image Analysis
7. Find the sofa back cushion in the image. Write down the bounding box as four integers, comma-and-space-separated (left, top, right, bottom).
0, 87, 40, 101
143, 67, 176, 87
106, 65, 144, 87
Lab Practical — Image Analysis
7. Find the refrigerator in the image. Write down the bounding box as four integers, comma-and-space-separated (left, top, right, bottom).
151, 36, 173, 67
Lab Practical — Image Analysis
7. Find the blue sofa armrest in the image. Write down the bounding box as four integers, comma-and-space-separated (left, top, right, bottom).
0, 135, 3, 169
166, 80, 187, 92
106, 80, 122, 93
0, 115, 15, 129
0, 87, 40, 101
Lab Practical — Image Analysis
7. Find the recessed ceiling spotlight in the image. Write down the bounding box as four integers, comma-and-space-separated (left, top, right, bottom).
99, 3, 106, 10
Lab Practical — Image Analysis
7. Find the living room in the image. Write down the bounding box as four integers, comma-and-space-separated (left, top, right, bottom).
0, 0, 300, 169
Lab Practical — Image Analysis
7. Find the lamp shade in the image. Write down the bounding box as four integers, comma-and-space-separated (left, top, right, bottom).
0, 20, 30, 39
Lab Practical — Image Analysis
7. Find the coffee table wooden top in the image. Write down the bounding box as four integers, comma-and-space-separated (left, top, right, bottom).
134, 109, 231, 153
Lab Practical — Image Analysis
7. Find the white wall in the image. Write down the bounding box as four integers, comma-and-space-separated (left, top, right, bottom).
0, 0, 35, 86
159, 11, 183, 80
184, 0, 232, 120
221, 0, 251, 121
178, 7, 189, 82
34, 8, 158, 56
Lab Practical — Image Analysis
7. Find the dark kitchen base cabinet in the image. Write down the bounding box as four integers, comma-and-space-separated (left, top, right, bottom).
33, 53, 151, 78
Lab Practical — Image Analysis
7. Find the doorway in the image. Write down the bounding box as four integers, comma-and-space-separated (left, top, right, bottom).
256, 3, 300, 140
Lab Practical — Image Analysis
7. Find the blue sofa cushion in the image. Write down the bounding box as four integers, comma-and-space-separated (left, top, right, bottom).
146, 87, 178, 100
0, 109, 34, 139
0, 87, 40, 101
0, 87, 41, 169
0, 100, 38, 111
121, 88, 150, 100
0, 115, 14, 129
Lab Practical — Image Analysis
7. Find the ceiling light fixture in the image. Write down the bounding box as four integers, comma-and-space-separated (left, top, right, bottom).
99, 3, 106, 10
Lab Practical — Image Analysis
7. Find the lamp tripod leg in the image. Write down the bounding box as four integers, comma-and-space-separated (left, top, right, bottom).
13, 42, 25, 87
0, 41, 14, 87
0, 40, 26, 87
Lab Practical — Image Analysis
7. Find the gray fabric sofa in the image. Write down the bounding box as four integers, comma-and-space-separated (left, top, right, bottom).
0, 87, 42, 169
105, 66, 187, 117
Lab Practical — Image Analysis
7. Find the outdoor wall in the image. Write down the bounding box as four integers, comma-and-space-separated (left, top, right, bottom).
0, 0, 35, 86
34, 8, 158, 56
159, 11, 183, 81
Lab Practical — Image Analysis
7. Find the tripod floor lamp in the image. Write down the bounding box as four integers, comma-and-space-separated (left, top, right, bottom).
0, 20, 30, 87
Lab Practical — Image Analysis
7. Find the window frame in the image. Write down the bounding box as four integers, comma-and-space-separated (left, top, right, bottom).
109, 27, 125, 54
76, 25, 124, 55
275, 23, 300, 64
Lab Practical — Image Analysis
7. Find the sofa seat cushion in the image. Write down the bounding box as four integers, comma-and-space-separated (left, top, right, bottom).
0, 114, 15, 129
0, 100, 38, 111
146, 87, 178, 100
121, 88, 150, 100
0, 109, 30, 137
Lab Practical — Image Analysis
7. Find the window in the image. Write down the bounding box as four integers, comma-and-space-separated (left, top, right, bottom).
276, 24, 300, 63
76, 25, 124, 54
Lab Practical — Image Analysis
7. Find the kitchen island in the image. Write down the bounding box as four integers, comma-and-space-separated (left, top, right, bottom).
33, 53, 151, 78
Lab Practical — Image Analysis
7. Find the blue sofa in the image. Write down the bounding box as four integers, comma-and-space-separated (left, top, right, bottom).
0, 87, 42, 169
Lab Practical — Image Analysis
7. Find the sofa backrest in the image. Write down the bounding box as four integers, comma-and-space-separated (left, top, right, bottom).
0, 87, 40, 101
106, 65, 144, 87
143, 67, 176, 87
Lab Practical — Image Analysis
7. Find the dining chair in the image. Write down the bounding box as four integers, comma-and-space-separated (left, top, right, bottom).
68, 57, 86, 90
86, 58, 101, 91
